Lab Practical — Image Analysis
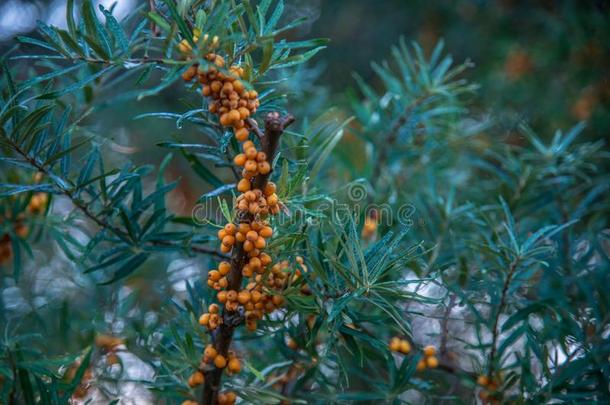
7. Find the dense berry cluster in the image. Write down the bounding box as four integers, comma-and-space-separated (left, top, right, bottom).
389, 338, 439, 371
181, 31, 260, 143
416, 345, 439, 371
178, 32, 306, 405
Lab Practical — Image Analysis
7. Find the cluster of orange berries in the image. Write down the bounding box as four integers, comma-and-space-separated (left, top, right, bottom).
389, 338, 438, 371
477, 374, 502, 404
201, 345, 242, 374
389, 337, 412, 354
200, 258, 303, 333
416, 345, 439, 371
181, 33, 260, 143
216, 217, 275, 255
235, 181, 279, 216
233, 141, 271, 178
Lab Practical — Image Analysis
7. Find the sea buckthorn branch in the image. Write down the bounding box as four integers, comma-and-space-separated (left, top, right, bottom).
199, 112, 294, 405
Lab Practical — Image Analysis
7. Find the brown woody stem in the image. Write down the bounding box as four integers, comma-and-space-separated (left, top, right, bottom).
201, 112, 294, 405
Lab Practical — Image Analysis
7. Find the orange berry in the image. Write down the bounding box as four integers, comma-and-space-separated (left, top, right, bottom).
389, 337, 401, 352
423, 345, 436, 357
246, 230, 259, 241
243, 240, 254, 252
258, 161, 271, 174
264, 182, 276, 196
222, 82, 234, 93
266, 193, 278, 206
214, 355, 227, 368
416, 359, 426, 371
199, 313, 210, 326
204, 345, 217, 360
228, 109, 240, 123
254, 236, 266, 249
210, 81, 222, 92
208, 270, 221, 282
217, 290, 228, 303
426, 356, 439, 368
272, 295, 284, 306
256, 151, 267, 162
238, 107, 250, 119
233, 153, 246, 166
399, 340, 411, 354
245, 150, 257, 162
260, 253, 272, 265
228, 357, 241, 373
222, 235, 235, 247
244, 160, 257, 172
226, 290, 237, 302
259, 226, 273, 238
225, 391, 236, 403
235, 127, 249, 141
237, 290, 251, 304
477, 375, 490, 387
219, 261, 231, 275
242, 265, 253, 277
188, 371, 205, 387
233, 80, 244, 93
237, 178, 251, 192
220, 113, 231, 126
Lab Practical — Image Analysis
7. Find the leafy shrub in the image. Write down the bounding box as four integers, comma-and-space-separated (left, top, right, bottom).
0, 1, 608, 404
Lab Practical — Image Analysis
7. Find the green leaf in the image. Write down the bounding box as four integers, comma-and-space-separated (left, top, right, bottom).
82, 0, 112, 59
101, 253, 149, 284
197, 183, 235, 202
37, 65, 115, 99
66, 0, 77, 37
100, 5, 129, 54
162, 0, 192, 46
180, 148, 223, 188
